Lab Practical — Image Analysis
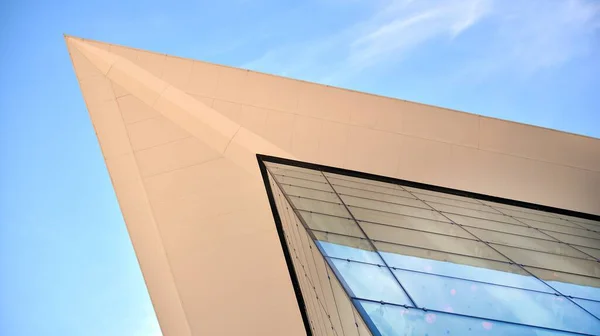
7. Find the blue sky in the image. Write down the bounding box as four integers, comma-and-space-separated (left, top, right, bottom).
0, 0, 599, 335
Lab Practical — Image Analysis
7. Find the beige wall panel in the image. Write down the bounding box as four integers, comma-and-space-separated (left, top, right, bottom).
185, 61, 220, 97
152, 87, 239, 154
126, 116, 191, 151
134, 137, 222, 178
189, 95, 214, 108
346, 126, 403, 178
111, 82, 130, 99
480, 117, 600, 172
142, 158, 305, 334
117, 94, 160, 124
78, 76, 115, 107
395, 136, 453, 187
402, 102, 479, 148
297, 82, 351, 123
69, 46, 103, 81
109, 44, 138, 63
318, 120, 349, 168
239, 105, 269, 135
137, 50, 166, 78
263, 110, 295, 153
84, 39, 111, 51
70, 39, 118, 75
354, 95, 404, 134
143, 158, 264, 219
211, 98, 242, 121
214, 66, 248, 102
107, 62, 169, 108
161, 56, 193, 91
291, 115, 321, 160
243, 72, 300, 113
87, 100, 132, 159
448, 144, 485, 193
105, 153, 193, 336
444, 145, 600, 215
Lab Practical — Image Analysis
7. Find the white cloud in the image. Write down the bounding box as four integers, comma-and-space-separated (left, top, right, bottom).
347, 0, 492, 68
242, 0, 600, 85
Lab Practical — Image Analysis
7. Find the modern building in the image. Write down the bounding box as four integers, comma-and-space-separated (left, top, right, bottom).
66, 35, 600, 336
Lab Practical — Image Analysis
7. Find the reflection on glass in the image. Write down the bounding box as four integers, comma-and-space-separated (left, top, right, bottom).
574, 298, 600, 319
380, 250, 551, 293
330, 258, 413, 306
316, 238, 382, 265
391, 269, 600, 334
357, 300, 582, 336
297, 210, 361, 237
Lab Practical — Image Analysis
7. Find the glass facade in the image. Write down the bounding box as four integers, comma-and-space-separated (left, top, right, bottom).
263, 159, 600, 336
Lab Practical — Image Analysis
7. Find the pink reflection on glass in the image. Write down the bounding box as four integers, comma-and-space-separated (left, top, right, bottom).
482, 321, 493, 330
399, 309, 409, 316
555, 296, 564, 302
443, 305, 454, 313
424, 265, 433, 272
471, 284, 478, 292
425, 313, 437, 324
450, 289, 457, 296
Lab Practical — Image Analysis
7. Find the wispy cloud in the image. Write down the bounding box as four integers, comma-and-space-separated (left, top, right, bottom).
347, 0, 492, 69
242, 0, 600, 85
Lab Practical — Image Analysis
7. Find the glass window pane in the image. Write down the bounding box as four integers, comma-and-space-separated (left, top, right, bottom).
327, 266, 360, 336
324, 171, 403, 190
493, 207, 578, 226
414, 193, 501, 213
391, 269, 600, 334
519, 218, 597, 238
342, 195, 451, 222
403, 186, 480, 204
326, 176, 410, 198
429, 202, 524, 225
574, 298, 600, 319
378, 245, 552, 292
357, 299, 591, 336
314, 231, 381, 265
446, 213, 555, 240
266, 162, 323, 176
288, 196, 350, 218
362, 223, 507, 261
272, 175, 333, 192
481, 200, 562, 218
330, 258, 412, 306
556, 214, 600, 227
298, 210, 363, 237
359, 217, 473, 240
576, 246, 600, 260
570, 222, 600, 233
271, 168, 327, 183
527, 267, 600, 301
493, 244, 600, 278
280, 184, 339, 203
332, 185, 427, 208
541, 230, 600, 248
464, 226, 592, 259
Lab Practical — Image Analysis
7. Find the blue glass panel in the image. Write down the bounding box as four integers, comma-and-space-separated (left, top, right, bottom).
390, 269, 600, 334
547, 280, 600, 302
357, 300, 586, 336
574, 298, 600, 319
381, 251, 552, 293
316, 239, 383, 265
330, 258, 412, 306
